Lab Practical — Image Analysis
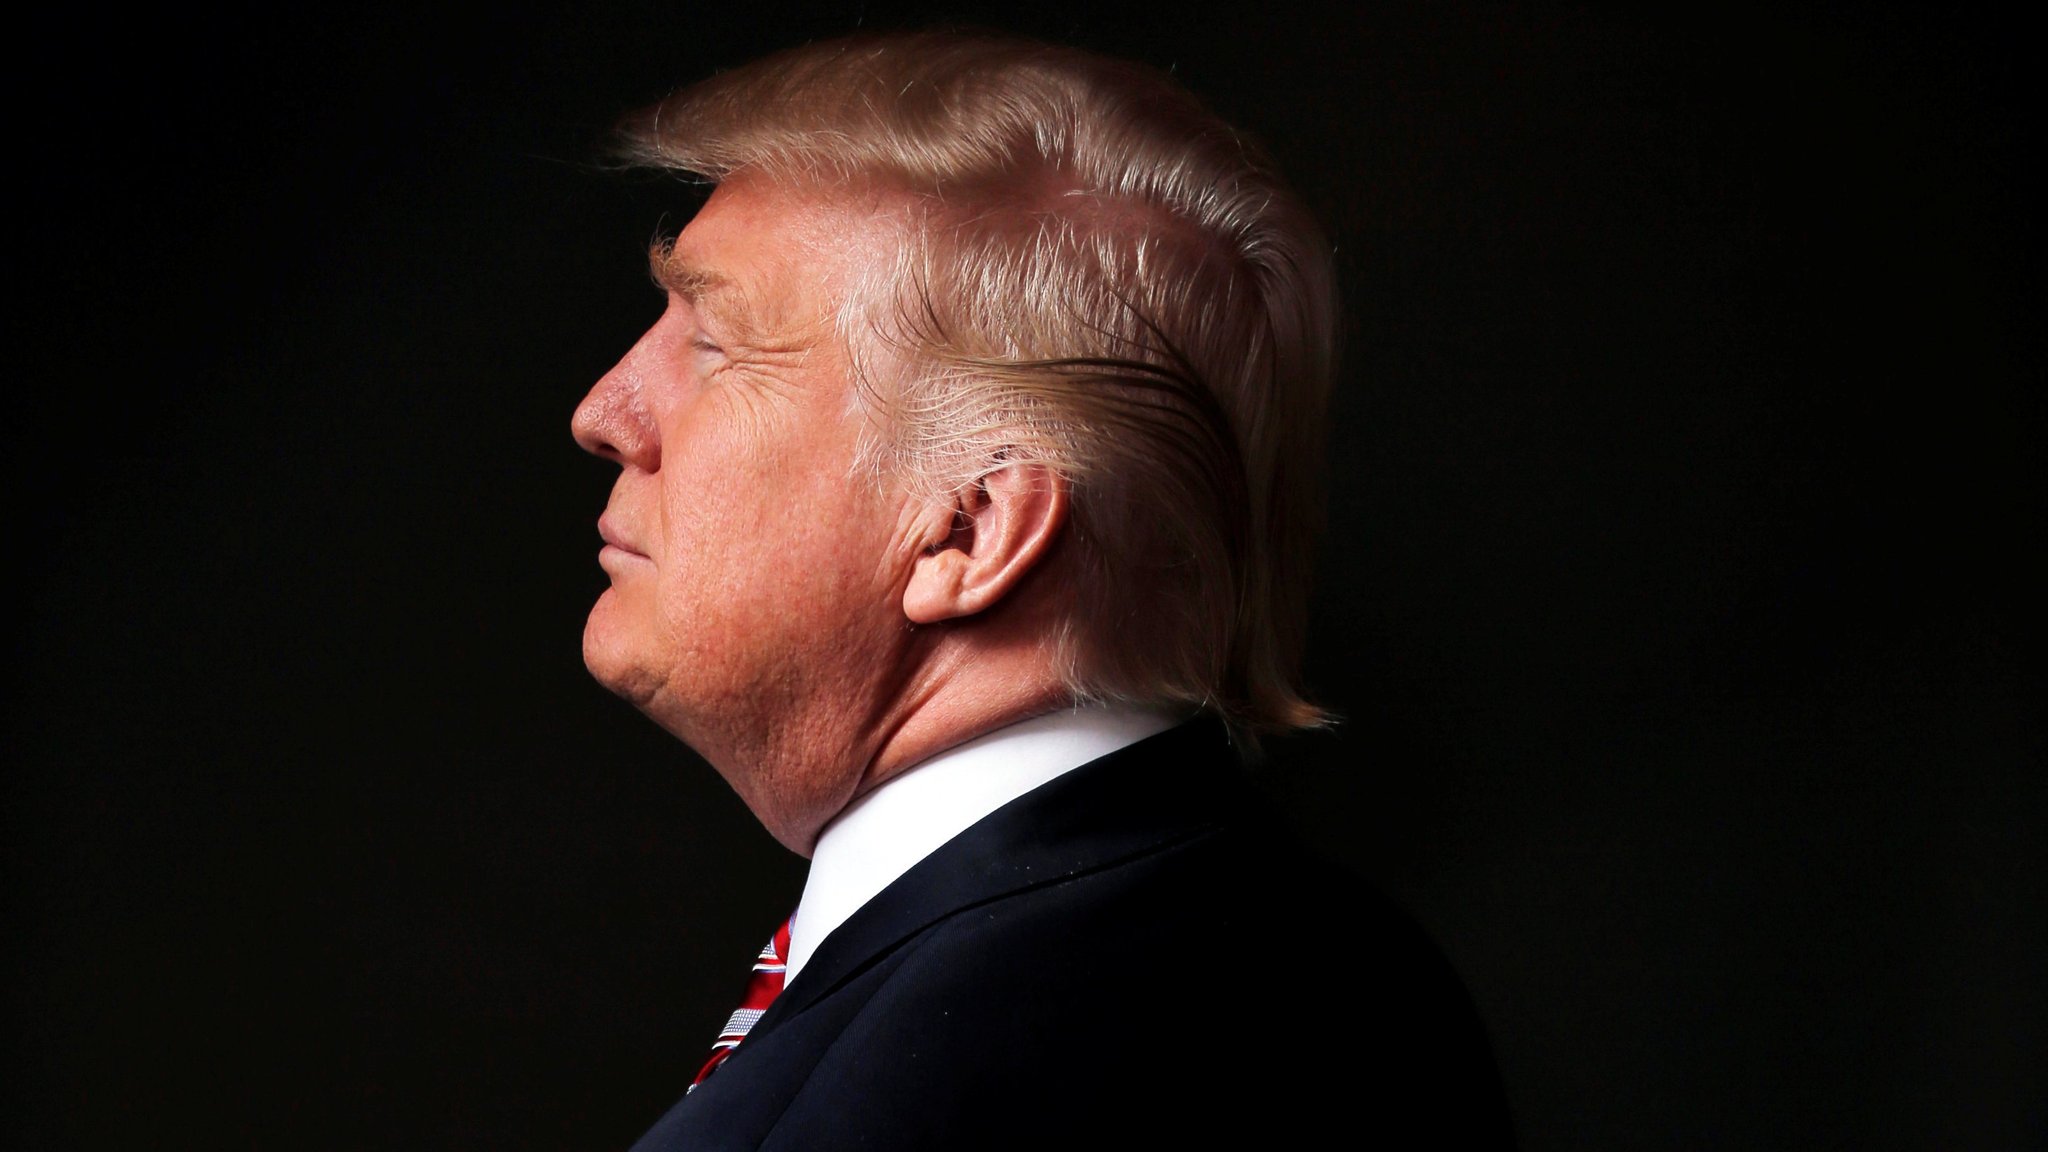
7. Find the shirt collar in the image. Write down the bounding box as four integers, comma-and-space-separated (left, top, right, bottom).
785, 706, 1181, 985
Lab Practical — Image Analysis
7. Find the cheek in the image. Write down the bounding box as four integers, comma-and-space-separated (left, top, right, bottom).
649, 399, 896, 634
649, 456, 816, 615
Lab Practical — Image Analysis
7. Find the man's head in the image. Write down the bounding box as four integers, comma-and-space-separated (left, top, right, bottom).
574, 30, 1337, 848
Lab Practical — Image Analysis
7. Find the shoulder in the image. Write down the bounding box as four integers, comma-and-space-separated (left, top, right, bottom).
771, 790, 1513, 1148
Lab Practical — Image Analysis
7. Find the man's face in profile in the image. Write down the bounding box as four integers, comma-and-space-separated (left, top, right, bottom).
570, 173, 917, 799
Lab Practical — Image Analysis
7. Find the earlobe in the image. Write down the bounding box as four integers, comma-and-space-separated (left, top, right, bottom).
902, 464, 1068, 625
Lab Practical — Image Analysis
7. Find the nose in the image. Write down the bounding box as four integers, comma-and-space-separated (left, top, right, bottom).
571, 357, 658, 471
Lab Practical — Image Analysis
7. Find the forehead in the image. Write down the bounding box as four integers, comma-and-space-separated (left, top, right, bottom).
655, 173, 903, 332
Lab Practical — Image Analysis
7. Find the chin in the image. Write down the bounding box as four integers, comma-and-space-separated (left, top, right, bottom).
580, 599, 640, 697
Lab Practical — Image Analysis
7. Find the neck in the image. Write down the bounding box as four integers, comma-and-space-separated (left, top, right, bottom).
714, 625, 1071, 858
861, 647, 1071, 802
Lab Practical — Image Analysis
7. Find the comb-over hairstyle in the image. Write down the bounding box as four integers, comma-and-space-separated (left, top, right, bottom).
616, 29, 1339, 745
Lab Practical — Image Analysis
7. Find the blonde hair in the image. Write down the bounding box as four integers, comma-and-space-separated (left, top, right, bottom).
617, 29, 1338, 745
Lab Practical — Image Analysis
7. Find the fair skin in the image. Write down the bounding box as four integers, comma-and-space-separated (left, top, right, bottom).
571, 170, 1072, 856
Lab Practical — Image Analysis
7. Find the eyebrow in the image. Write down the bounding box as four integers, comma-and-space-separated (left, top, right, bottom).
648, 245, 752, 326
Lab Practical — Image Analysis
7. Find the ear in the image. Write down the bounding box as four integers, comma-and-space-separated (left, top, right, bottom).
903, 463, 1069, 625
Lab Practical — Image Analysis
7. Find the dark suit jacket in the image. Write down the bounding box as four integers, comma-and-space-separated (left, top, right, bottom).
632, 718, 1514, 1150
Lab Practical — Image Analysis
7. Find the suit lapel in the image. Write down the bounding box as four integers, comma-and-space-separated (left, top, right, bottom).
756, 716, 1242, 1028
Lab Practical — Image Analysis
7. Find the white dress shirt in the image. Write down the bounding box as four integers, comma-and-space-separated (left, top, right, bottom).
784, 706, 1181, 986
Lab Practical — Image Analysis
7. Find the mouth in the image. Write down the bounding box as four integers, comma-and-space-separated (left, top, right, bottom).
596, 514, 649, 560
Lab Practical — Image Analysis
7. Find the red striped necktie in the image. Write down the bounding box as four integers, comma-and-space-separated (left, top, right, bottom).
688, 915, 793, 1093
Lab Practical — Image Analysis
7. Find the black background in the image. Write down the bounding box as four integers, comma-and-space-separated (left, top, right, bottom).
7, 2, 2040, 1148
